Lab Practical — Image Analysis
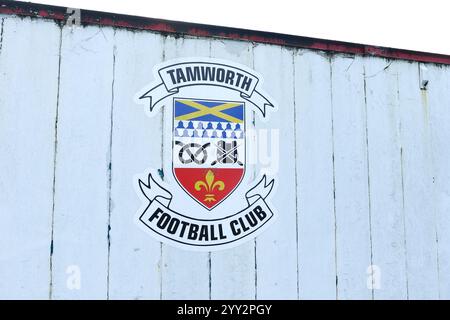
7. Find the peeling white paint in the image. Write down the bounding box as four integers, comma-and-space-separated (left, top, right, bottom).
1, 15, 450, 300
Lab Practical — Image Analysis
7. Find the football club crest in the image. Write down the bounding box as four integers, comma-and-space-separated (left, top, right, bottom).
135, 58, 277, 251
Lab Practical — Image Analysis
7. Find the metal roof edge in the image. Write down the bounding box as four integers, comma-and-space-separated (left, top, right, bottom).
1, 0, 450, 65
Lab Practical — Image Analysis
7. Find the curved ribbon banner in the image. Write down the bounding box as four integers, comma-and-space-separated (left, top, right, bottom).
139, 62, 275, 117
137, 174, 275, 249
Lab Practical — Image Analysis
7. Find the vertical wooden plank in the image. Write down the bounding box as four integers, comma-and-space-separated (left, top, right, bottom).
427, 64, 450, 299
364, 58, 408, 299
397, 60, 439, 299
252, 44, 297, 299
107, 30, 164, 299
160, 36, 211, 299
295, 50, 336, 299
0, 17, 60, 299
51, 25, 114, 299
209, 39, 256, 300
331, 55, 372, 299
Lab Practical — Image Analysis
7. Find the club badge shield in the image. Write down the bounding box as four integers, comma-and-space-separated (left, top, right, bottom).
134, 58, 278, 251
172, 98, 245, 210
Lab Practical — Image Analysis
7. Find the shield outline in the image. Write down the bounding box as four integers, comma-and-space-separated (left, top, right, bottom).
171, 97, 246, 211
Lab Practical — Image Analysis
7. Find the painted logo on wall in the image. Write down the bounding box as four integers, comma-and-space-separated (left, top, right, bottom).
135, 58, 277, 251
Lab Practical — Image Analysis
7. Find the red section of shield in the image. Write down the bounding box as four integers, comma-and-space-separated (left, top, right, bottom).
173, 168, 244, 210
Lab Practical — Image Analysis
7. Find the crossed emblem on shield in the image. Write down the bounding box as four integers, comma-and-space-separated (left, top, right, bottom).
172, 98, 246, 210
175, 140, 243, 166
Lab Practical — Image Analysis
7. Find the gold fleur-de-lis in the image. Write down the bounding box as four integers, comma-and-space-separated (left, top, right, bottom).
194, 170, 225, 202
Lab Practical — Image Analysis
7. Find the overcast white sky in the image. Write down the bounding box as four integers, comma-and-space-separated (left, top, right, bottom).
33, 0, 450, 55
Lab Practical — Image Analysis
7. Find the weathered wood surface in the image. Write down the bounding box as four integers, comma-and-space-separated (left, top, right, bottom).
0, 16, 60, 300
1, 15, 450, 299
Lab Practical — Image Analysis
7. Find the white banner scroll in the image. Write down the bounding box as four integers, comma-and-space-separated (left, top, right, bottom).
138, 60, 276, 117
136, 173, 276, 249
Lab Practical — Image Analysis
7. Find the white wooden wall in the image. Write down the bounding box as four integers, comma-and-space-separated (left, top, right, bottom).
1, 15, 450, 300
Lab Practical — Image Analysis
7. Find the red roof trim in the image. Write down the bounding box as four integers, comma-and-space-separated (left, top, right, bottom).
1, 0, 450, 65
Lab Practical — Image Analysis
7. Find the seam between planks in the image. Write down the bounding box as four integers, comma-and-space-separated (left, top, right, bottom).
159, 36, 167, 300
328, 56, 338, 300
397, 72, 410, 300
0, 18, 4, 56
399, 146, 410, 299
291, 49, 300, 300
106, 28, 117, 300
251, 44, 258, 300
362, 64, 375, 300
49, 24, 63, 300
